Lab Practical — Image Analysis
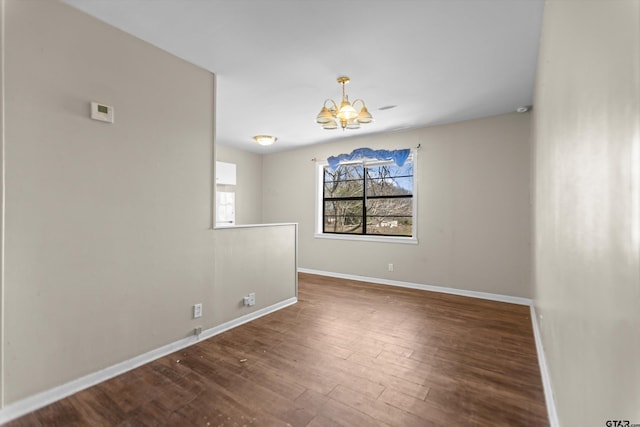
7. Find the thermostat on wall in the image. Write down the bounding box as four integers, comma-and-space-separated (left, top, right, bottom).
90, 101, 114, 123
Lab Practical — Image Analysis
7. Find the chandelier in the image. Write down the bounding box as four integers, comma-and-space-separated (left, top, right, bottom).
316, 76, 373, 130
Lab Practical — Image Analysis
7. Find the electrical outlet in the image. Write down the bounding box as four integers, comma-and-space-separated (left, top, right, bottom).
248, 292, 256, 306
193, 303, 202, 318
388, 263, 394, 272
243, 296, 250, 306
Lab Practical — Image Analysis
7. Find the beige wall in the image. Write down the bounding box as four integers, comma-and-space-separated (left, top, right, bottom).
0, 1, 299, 408
263, 113, 532, 298
533, 0, 640, 425
0, 0, 296, 410
215, 143, 263, 225
2, 0, 216, 403
214, 224, 297, 324
0, 0, 5, 406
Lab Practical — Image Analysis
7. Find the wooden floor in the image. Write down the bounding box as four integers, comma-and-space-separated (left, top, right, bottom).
7, 273, 549, 426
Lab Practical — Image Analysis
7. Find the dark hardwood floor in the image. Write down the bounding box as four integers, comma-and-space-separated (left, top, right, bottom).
6, 273, 549, 426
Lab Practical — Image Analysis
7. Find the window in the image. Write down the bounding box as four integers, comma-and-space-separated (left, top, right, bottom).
316, 152, 417, 243
216, 191, 235, 227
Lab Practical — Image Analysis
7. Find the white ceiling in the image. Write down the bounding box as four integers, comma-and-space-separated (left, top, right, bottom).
63, 0, 544, 153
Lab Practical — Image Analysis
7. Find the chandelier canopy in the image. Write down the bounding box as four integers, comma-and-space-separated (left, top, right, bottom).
316, 77, 373, 130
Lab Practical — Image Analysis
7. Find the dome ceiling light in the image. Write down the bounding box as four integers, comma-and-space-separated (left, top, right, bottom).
253, 135, 277, 146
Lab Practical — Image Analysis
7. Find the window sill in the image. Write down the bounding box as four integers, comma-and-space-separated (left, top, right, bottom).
314, 233, 418, 245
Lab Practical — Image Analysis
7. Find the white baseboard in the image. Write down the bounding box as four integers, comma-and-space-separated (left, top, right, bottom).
197, 297, 297, 341
2, 274, 558, 426
298, 268, 532, 306
530, 305, 560, 427
0, 296, 297, 424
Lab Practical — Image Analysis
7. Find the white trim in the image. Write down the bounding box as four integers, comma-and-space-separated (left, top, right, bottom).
313, 233, 418, 245
294, 223, 299, 298
410, 148, 418, 238
214, 222, 298, 230
314, 149, 418, 243
314, 159, 324, 235
0, 0, 6, 407
530, 305, 560, 427
298, 268, 532, 306
197, 297, 297, 341
0, 297, 297, 424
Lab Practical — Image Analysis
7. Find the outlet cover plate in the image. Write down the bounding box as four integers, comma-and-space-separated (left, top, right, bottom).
193, 303, 203, 318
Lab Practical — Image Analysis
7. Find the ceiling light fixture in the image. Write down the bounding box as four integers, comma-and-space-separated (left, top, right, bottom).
316, 76, 373, 131
253, 135, 277, 146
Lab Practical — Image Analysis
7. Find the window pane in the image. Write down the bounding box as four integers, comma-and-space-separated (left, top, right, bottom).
324, 200, 363, 234
324, 165, 364, 198
366, 198, 412, 236
366, 216, 413, 236
324, 164, 364, 182
366, 164, 413, 196
366, 176, 413, 197
324, 180, 363, 198
366, 197, 413, 217
365, 163, 413, 179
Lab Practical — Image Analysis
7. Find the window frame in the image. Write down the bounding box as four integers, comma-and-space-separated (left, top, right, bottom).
314, 150, 418, 244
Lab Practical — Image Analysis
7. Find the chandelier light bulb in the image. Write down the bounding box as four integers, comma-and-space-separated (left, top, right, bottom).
337, 99, 358, 121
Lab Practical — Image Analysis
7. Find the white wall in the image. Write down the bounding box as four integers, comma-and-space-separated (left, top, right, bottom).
215, 143, 263, 225
533, 0, 640, 425
263, 113, 532, 298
